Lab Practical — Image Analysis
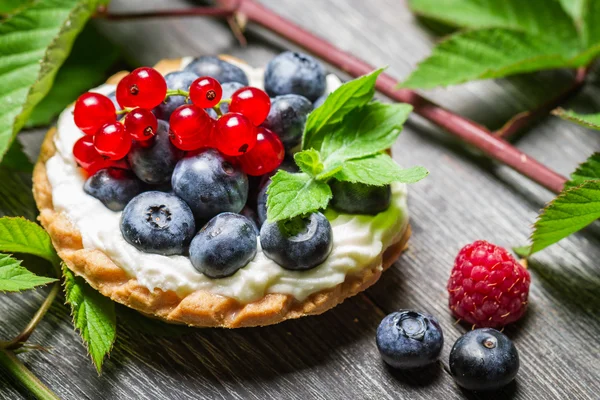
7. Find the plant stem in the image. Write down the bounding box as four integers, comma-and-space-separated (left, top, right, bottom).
93, 0, 569, 194
166, 89, 189, 98
0, 348, 60, 400
494, 67, 590, 138
1, 282, 61, 350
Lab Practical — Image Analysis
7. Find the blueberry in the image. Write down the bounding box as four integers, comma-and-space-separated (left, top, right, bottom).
330, 181, 391, 215
256, 181, 269, 226
376, 310, 444, 369
189, 213, 257, 278
450, 328, 519, 391
240, 207, 260, 234
153, 71, 199, 121
128, 120, 184, 185
121, 191, 195, 255
83, 168, 144, 211
313, 94, 327, 109
264, 51, 326, 101
171, 149, 248, 221
262, 94, 312, 149
184, 56, 249, 85
260, 212, 332, 270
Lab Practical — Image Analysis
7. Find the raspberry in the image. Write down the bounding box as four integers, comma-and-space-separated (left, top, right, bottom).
447, 240, 530, 328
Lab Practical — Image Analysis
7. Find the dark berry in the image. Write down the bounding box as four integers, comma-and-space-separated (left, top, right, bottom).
94, 122, 131, 160
260, 213, 332, 270
184, 56, 249, 85
256, 179, 269, 226
189, 76, 222, 108
450, 328, 519, 391
116, 67, 167, 109
239, 127, 284, 176
376, 310, 444, 369
153, 71, 199, 121
229, 87, 271, 126
240, 207, 260, 234
171, 149, 249, 221
84, 168, 144, 211
215, 112, 257, 156
330, 181, 391, 215
128, 120, 184, 184
73, 92, 116, 135
262, 94, 312, 149
264, 51, 326, 101
121, 191, 195, 255
189, 213, 257, 278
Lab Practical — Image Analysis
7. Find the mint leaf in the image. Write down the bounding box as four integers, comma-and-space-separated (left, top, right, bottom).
582, 0, 600, 48
553, 108, 600, 130
560, 0, 586, 24
63, 264, 116, 373
0, 0, 108, 162
266, 171, 332, 222
566, 153, 600, 189
303, 68, 383, 150
25, 24, 120, 128
529, 181, 600, 254
513, 246, 532, 258
294, 149, 323, 176
401, 28, 578, 89
2, 140, 32, 172
0, 253, 56, 292
334, 153, 429, 185
408, 0, 579, 43
319, 102, 412, 171
0, 217, 59, 266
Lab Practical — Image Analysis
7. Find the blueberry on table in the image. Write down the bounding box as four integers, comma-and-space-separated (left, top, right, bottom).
121, 191, 195, 256
171, 149, 249, 221
264, 51, 326, 101
84, 168, 144, 212
330, 181, 391, 215
450, 328, 519, 391
128, 120, 184, 185
153, 71, 199, 121
376, 310, 444, 369
260, 212, 333, 271
184, 56, 249, 85
190, 213, 258, 278
262, 94, 312, 150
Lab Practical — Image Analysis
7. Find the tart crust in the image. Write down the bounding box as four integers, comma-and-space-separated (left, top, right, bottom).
32, 58, 411, 328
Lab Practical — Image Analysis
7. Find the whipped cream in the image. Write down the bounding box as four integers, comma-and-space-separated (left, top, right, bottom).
45, 59, 409, 303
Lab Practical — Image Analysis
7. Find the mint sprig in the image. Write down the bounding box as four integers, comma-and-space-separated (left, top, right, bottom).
266, 71, 428, 222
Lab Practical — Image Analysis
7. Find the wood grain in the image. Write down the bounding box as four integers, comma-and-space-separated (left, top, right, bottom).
1, 0, 599, 399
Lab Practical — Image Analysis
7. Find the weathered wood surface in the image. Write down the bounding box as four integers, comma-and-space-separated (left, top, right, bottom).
2, 0, 600, 399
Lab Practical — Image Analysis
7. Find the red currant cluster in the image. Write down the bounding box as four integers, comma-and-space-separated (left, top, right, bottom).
72, 66, 284, 177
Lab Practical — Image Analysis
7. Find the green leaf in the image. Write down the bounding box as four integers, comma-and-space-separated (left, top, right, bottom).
303, 68, 383, 150
566, 153, 600, 189
0, 253, 56, 292
266, 171, 332, 222
0, 0, 34, 17
25, 24, 120, 128
63, 264, 116, 373
319, 102, 412, 169
513, 245, 532, 258
559, 0, 586, 24
553, 108, 600, 130
408, 0, 579, 42
294, 149, 323, 176
0, 0, 108, 162
0, 217, 59, 266
333, 153, 429, 185
529, 180, 600, 254
401, 28, 579, 89
2, 140, 32, 172
582, 0, 600, 48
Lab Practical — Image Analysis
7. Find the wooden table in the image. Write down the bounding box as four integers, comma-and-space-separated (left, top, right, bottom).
2, 1, 599, 399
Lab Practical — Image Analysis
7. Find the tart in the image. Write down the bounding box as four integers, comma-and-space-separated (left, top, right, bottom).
33, 54, 414, 328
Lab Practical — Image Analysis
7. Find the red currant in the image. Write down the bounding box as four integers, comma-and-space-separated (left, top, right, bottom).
73, 136, 103, 171
169, 104, 213, 150
189, 77, 222, 108
116, 67, 167, 109
124, 108, 157, 141
229, 87, 271, 126
215, 112, 257, 156
239, 127, 284, 176
87, 159, 129, 176
73, 92, 116, 135
94, 123, 132, 160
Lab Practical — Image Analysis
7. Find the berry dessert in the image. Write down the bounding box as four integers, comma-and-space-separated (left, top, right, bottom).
449, 328, 520, 391
33, 54, 426, 327
448, 241, 531, 328
376, 310, 444, 369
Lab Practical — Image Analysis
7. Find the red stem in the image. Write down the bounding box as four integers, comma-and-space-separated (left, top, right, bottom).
96, 1, 569, 194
